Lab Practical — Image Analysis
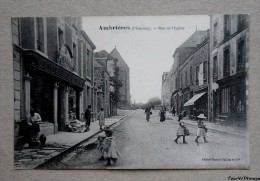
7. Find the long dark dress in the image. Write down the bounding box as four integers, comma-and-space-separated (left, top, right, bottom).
160, 108, 166, 122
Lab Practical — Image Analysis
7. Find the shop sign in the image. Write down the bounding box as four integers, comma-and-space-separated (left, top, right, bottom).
24, 50, 85, 88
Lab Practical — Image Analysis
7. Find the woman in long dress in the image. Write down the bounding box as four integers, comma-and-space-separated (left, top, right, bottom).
159, 106, 166, 122
98, 108, 105, 130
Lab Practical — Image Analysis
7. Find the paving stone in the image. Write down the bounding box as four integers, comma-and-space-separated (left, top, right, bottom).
32, 155, 45, 159
37, 150, 56, 154
18, 159, 33, 162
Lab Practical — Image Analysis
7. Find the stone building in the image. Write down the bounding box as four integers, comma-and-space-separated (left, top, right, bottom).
12, 17, 96, 145
183, 36, 210, 119
79, 30, 96, 120
171, 30, 209, 117
109, 47, 131, 109
209, 15, 249, 126
94, 50, 118, 117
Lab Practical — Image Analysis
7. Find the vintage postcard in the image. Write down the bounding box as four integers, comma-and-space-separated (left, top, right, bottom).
12, 15, 249, 169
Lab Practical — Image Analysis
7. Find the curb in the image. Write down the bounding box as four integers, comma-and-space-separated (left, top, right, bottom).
34, 114, 129, 169
184, 122, 247, 137
167, 115, 247, 137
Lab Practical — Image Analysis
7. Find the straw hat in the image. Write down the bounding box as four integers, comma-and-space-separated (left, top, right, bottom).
197, 114, 206, 119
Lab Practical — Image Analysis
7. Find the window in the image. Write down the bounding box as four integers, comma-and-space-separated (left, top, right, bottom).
237, 15, 247, 31
213, 55, 218, 80
203, 61, 207, 81
83, 45, 87, 78
180, 74, 183, 88
190, 67, 192, 84
230, 84, 246, 113
58, 28, 64, 50
185, 70, 188, 86
36, 18, 44, 52
224, 15, 231, 39
73, 43, 77, 72
213, 22, 218, 46
223, 48, 230, 77
175, 77, 178, 89
237, 39, 246, 72
196, 65, 199, 85
87, 50, 91, 77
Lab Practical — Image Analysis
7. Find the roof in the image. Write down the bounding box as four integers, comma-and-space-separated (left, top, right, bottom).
109, 47, 129, 69
93, 60, 103, 68
80, 30, 96, 49
94, 50, 118, 61
94, 50, 109, 58
179, 30, 208, 48
173, 30, 209, 57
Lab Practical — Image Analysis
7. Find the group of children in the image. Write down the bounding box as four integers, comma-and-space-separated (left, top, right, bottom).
174, 113, 209, 144
96, 126, 120, 166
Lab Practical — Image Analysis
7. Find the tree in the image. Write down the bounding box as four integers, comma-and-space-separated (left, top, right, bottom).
110, 66, 122, 107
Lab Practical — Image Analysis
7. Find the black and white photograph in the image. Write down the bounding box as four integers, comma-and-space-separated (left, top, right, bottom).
12, 15, 249, 169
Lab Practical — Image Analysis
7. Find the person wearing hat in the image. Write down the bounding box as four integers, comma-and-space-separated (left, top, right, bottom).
195, 114, 208, 143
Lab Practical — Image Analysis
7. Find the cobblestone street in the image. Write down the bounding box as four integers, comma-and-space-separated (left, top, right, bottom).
44, 109, 249, 169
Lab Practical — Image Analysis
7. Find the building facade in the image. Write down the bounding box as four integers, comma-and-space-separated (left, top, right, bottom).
209, 15, 249, 126
184, 37, 210, 119
171, 30, 209, 117
12, 17, 96, 145
109, 47, 131, 109
79, 30, 96, 120
94, 50, 118, 117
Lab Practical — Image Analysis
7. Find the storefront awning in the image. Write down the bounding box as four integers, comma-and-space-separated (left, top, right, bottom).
184, 92, 206, 106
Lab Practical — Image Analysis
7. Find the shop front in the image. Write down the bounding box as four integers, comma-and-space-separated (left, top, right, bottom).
215, 72, 246, 126
184, 91, 207, 120
23, 50, 85, 135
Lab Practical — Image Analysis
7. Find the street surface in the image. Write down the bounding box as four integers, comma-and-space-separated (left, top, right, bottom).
45, 109, 249, 169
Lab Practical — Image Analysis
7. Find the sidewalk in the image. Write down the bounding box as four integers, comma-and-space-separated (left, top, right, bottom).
165, 112, 247, 136
14, 113, 129, 169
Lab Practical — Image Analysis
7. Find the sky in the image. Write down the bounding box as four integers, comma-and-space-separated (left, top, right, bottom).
82, 16, 210, 104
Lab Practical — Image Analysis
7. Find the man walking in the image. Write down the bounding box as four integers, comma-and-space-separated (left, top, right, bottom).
84, 105, 91, 132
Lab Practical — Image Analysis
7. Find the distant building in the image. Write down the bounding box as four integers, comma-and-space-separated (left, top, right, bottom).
94, 50, 118, 117
12, 17, 96, 145
209, 15, 249, 126
161, 72, 171, 110
109, 47, 131, 109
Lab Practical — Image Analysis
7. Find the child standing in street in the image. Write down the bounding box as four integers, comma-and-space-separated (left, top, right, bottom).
103, 129, 120, 166
174, 121, 188, 144
96, 126, 110, 161
195, 114, 208, 144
